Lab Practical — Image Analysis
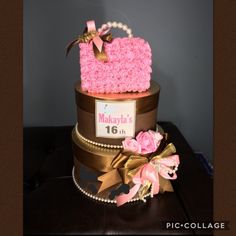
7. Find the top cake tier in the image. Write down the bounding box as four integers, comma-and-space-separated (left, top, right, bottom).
75, 80, 160, 146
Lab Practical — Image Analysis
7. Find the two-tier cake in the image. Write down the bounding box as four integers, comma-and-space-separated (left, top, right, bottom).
67, 20, 180, 206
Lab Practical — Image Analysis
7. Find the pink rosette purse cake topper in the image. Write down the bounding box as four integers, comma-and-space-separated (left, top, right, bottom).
67, 20, 152, 93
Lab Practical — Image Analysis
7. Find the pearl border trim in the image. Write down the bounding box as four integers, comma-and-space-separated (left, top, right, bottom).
75, 123, 123, 149
72, 166, 151, 204
98, 21, 133, 38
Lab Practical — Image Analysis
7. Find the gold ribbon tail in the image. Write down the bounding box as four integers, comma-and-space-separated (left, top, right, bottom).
66, 38, 80, 57
159, 175, 174, 193
66, 30, 113, 61
93, 33, 112, 62
93, 44, 108, 62
138, 181, 152, 199
97, 169, 122, 193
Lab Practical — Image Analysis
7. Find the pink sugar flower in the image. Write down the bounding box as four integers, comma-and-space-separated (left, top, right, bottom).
122, 138, 141, 154
136, 131, 158, 154
148, 130, 163, 148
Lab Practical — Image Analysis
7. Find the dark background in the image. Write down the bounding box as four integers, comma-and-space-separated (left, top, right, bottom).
23, 0, 213, 162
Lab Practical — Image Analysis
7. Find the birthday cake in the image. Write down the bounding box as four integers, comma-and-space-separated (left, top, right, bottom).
67, 20, 180, 206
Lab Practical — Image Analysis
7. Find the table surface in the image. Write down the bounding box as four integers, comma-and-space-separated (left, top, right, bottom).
24, 122, 213, 235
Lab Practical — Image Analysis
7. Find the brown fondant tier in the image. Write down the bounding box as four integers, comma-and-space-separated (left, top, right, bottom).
72, 128, 122, 200
75, 80, 160, 145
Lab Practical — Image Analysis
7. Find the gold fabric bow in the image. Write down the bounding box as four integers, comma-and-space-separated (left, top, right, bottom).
97, 134, 177, 194
66, 23, 112, 62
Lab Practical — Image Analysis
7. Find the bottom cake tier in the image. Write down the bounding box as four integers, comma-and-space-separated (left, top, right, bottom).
72, 124, 178, 206
72, 165, 151, 204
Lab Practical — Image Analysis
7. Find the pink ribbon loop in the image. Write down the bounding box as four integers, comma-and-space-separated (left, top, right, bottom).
86, 20, 105, 52
116, 154, 180, 207
156, 154, 179, 179
116, 163, 158, 207
86, 20, 96, 32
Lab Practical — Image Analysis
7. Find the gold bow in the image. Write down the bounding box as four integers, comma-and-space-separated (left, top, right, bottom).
97, 134, 177, 194
66, 29, 112, 62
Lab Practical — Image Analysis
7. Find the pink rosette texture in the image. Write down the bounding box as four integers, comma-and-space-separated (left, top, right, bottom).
79, 38, 152, 93
148, 130, 163, 147
136, 131, 159, 154
122, 138, 141, 154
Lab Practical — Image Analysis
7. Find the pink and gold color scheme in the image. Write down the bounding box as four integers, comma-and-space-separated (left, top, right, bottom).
68, 20, 180, 206
115, 133, 180, 206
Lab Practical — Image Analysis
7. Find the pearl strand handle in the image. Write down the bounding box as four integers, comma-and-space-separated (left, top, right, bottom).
98, 21, 133, 38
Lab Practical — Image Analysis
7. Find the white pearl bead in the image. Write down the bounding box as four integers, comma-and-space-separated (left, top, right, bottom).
112, 21, 117, 27
126, 29, 132, 34
107, 22, 112, 27
117, 22, 123, 28
122, 25, 128, 30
